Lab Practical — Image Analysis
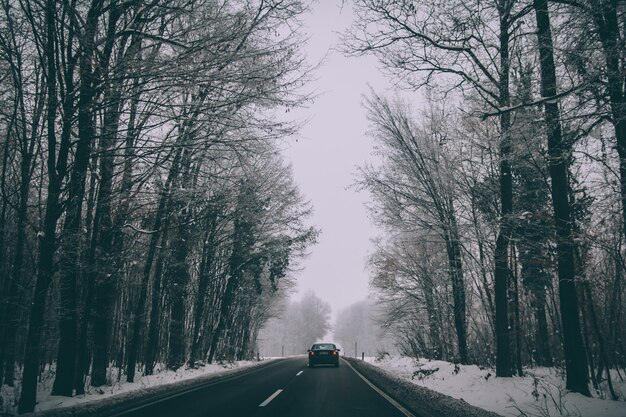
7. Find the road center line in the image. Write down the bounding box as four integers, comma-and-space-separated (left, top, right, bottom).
296, 371, 303, 376
259, 389, 283, 407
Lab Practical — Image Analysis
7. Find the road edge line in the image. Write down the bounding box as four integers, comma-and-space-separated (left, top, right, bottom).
102, 359, 285, 417
343, 358, 416, 417
259, 389, 283, 407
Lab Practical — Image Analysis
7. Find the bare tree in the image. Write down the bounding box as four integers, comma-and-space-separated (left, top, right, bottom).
346, 0, 536, 375
359, 93, 468, 362
532, 0, 590, 396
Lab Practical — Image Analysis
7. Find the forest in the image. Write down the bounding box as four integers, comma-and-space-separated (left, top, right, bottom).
345, 0, 626, 402
0, 0, 317, 413
2, 0, 626, 414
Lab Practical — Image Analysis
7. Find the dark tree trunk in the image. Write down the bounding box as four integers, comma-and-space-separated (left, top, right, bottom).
208, 258, 240, 364
509, 247, 523, 376
90, 276, 115, 387
116, 77, 144, 383
144, 242, 166, 375
0, 122, 10, 388
581, 280, 618, 399
589, 1, 626, 240
188, 209, 219, 366
533, 0, 590, 396
2, 150, 32, 386
85, 4, 126, 388
166, 149, 193, 370
1, 8, 44, 386
531, 285, 553, 367
74, 262, 95, 394
473, 208, 495, 333
236, 313, 252, 361
207, 184, 258, 364
18, 2, 62, 411
125, 218, 162, 381
53, 0, 104, 395
580, 299, 599, 390
494, 0, 513, 377
18, 197, 60, 413
443, 217, 468, 363
127, 144, 181, 381
422, 273, 443, 360
166, 221, 191, 370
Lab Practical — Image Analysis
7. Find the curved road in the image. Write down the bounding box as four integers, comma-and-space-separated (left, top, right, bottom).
113, 357, 414, 417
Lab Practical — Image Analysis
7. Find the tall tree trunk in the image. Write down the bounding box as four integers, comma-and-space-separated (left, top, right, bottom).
533, 0, 590, 396
444, 216, 468, 363
126, 144, 181, 381
53, 0, 104, 395
207, 184, 257, 364
2, 148, 32, 386
166, 230, 191, 369
511, 246, 523, 376
580, 275, 618, 399
144, 239, 167, 375
236, 311, 252, 361
208, 260, 240, 364
472, 202, 495, 333
114, 75, 143, 383
85, 4, 126, 388
531, 285, 553, 366
1, 11, 44, 385
0, 120, 11, 388
74, 244, 96, 394
495, 0, 513, 377
188, 209, 219, 366
166, 149, 193, 370
125, 214, 163, 381
422, 273, 443, 360
18, 1, 62, 411
589, 1, 626, 240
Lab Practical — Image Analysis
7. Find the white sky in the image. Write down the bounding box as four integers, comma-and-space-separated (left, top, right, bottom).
282, 1, 407, 316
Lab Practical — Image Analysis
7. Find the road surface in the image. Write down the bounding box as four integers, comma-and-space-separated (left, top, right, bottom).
113, 357, 414, 417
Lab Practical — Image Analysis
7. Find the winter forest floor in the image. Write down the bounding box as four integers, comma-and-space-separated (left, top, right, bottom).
365, 356, 626, 417
0, 359, 270, 415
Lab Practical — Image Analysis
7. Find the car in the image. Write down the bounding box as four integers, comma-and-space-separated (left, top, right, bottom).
307, 343, 340, 367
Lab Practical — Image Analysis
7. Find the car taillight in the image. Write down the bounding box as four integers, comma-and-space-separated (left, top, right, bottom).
332, 351, 337, 356
310, 351, 314, 356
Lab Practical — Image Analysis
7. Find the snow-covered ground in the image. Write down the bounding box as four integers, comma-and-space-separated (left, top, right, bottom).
3, 356, 623, 417
365, 356, 626, 417
0, 359, 273, 415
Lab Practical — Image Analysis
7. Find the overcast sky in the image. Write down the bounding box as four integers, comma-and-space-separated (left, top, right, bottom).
283, 1, 404, 317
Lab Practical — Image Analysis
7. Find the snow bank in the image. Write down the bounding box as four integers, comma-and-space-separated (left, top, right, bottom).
363, 356, 626, 417
345, 357, 502, 417
0, 359, 279, 416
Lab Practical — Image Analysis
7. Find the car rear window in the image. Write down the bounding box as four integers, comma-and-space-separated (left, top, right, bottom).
312, 344, 335, 350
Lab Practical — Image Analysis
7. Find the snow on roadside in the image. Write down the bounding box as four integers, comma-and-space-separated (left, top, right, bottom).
364, 356, 626, 417
0, 359, 272, 415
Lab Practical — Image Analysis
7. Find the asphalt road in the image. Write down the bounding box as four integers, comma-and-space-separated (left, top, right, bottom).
113, 356, 414, 417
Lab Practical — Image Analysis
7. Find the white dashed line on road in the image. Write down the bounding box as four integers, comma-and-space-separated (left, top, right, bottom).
296, 371, 303, 376
259, 389, 283, 407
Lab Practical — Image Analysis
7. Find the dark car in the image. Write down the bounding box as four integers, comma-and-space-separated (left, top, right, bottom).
308, 343, 340, 367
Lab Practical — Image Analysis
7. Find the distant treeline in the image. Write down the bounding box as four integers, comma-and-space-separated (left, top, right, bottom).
257, 291, 331, 357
